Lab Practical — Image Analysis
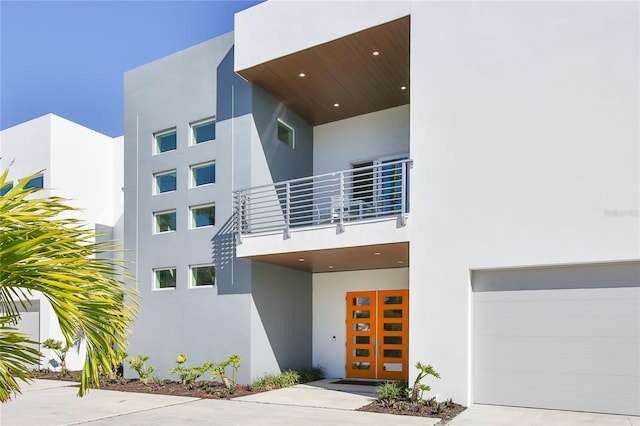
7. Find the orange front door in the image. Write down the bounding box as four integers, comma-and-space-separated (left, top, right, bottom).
346, 290, 409, 380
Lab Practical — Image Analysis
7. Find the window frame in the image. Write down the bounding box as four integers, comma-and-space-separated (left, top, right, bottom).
189, 264, 216, 288
153, 267, 177, 291
191, 118, 216, 145
277, 119, 295, 149
0, 182, 13, 196
153, 210, 177, 234
153, 169, 177, 195
24, 175, 44, 189
190, 161, 216, 188
190, 203, 215, 229
154, 128, 177, 154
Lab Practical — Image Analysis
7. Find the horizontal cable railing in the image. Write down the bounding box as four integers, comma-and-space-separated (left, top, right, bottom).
233, 158, 412, 238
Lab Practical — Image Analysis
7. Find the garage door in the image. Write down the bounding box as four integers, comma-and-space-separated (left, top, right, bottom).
16, 300, 40, 365
472, 262, 639, 416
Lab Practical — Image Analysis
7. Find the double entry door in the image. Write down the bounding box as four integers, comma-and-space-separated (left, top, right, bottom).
346, 290, 409, 380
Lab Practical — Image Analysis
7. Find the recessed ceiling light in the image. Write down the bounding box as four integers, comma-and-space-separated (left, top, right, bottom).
328, 265, 334, 269
374, 252, 381, 256
299, 73, 306, 78
298, 258, 305, 262
400, 85, 407, 90
333, 103, 340, 107
372, 51, 380, 56
397, 260, 405, 264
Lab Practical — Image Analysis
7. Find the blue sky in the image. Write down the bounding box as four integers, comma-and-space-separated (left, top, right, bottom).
0, 0, 262, 137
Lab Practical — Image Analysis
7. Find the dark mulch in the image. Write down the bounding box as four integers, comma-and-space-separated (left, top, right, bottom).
358, 398, 466, 421
32, 370, 465, 420
31, 370, 255, 399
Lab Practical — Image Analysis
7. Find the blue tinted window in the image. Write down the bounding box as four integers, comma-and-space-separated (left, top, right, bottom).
192, 163, 215, 186
25, 175, 44, 189
155, 171, 176, 194
193, 121, 215, 144
0, 183, 13, 196
156, 131, 176, 153
192, 205, 215, 228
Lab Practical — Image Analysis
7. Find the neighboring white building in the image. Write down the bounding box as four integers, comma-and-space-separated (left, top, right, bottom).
0, 113, 124, 371
123, 0, 639, 417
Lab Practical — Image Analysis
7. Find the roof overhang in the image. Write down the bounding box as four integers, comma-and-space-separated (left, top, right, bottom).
245, 242, 409, 273
237, 16, 410, 126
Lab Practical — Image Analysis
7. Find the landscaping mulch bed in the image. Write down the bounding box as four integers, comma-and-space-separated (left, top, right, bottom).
32, 370, 465, 421
358, 399, 466, 421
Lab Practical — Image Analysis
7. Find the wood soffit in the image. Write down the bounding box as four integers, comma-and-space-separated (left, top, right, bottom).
246, 242, 409, 274
237, 16, 410, 126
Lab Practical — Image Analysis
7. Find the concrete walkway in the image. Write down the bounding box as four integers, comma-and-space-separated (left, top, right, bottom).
2, 379, 639, 426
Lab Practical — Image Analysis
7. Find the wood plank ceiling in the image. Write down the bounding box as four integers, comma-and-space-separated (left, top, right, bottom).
237, 16, 410, 126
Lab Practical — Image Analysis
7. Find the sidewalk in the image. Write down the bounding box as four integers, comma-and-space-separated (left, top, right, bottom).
0, 380, 434, 426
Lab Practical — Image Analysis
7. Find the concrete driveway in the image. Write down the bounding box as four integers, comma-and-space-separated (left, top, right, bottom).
2, 379, 639, 426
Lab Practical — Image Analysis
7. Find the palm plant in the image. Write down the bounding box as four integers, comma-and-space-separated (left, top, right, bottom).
0, 169, 139, 402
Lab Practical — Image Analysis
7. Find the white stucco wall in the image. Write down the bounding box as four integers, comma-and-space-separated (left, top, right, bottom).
0, 114, 124, 371
234, 1, 410, 72
313, 105, 409, 175
313, 268, 408, 378
409, 1, 639, 405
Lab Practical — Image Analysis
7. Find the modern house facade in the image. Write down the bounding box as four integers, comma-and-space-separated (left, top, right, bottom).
0, 113, 124, 371
124, 0, 639, 416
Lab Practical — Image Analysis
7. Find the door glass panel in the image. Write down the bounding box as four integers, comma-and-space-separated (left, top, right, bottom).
354, 349, 370, 357
384, 349, 402, 358
383, 323, 402, 331
384, 336, 402, 345
383, 296, 403, 304
352, 362, 370, 370
353, 310, 370, 319
384, 309, 403, 318
383, 363, 403, 372
354, 336, 370, 344
352, 297, 370, 306
353, 323, 370, 331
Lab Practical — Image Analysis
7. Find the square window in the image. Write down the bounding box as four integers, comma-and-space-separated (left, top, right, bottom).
154, 210, 176, 233
154, 170, 176, 194
191, 204, 215, 228
155, 130, 177, 154
191, 162, 215, 187
277, 120, 294, 148
190, 265, 215, 287
192, 119, 215, 144
24, 175, 44, 189
0, 182, 13, 196
154, 268, 176, 290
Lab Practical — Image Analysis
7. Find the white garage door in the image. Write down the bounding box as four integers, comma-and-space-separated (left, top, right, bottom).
472, 262, 640, 416
16, 300, 40, 363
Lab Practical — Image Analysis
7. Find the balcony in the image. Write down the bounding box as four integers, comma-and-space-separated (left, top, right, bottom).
232, 159, 411, 268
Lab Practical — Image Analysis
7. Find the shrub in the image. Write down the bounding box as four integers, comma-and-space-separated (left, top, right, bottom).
411, 362, 440, 402
376, 381, 408, 403
250, 370, 300, 392
128, 355, 155, 385
42, 339, 71, 376
211, 354, 241, 389
298, 366, 325, 383
168, 354, 212, 387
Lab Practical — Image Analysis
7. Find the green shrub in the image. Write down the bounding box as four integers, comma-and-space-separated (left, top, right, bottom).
211, 354, 241, 389
298, 366, 325, 383
168, 354, 212, 386
128, 355, 155, 385
376, 381, 408, 402
411, 362, 440, 402
42, 339, 72, 376
250, 370, 300, 391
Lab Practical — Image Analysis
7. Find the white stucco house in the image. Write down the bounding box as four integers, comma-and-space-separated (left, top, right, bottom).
0, 113, 124, 371
122, 0, 638, 416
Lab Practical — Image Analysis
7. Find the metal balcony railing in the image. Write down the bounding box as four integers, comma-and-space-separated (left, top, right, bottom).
233, 158, 412, 240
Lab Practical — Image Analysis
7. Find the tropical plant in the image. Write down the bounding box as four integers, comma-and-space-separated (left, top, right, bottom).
210, 354, 241, 389
376, 381, 407, 403
250, 370, 300, 392
168, 354, 212, 386
411, 362, 441, 402
298, 365, 325, 383
42, 338, 72, 376
0, 170, 139, 402
128, 355, 155, 385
